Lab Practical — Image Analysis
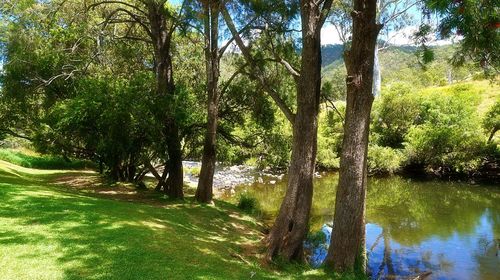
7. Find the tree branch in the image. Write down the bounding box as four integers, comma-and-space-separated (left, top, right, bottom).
221, 5, 296, 124
87, 0, 147, 16
218, 17, 257, 58
0, 128, 32, 141
320, 0, 334, 27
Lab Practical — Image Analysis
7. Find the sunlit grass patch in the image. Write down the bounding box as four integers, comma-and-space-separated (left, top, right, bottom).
0, 162, 341, 279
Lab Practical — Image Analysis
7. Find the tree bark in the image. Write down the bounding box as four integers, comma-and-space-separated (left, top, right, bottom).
265, 0, 331, 262
196, 0, 220, 203
487, 127, 498, 143
147, 1, 184, 199
165, 120, 184, 199
325, 0, 381, 272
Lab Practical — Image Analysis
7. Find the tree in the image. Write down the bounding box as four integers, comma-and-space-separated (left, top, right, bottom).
194, 0, 245, 203
328, 0, 419, 97
221, 0, 333, 261
0, 0, 167, 182
483, 100, 500, 144
87, 0, 186, 198
423, 0, 499, 73
325, 0, 382, 272
193, 0, 221, 203
263, 0, 334, 261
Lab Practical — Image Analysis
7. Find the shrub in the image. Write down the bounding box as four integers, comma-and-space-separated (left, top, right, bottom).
317, 105, 344, 169
367, 145, 405, 175
186, 166, 201, 177
371, 82, 420, 148
306, 230, 327, 248
0, 149, 94, 170
237, 192, 259, 213
403, 86, 488, 174
483, 100, 500, 143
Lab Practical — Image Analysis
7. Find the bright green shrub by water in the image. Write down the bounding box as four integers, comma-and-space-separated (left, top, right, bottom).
317, 80, 499, 175
403, 83, 491, 173
367, 145, 405, 175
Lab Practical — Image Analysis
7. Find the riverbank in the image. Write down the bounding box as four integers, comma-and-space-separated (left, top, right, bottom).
0, 159, 365, 279
229, 171, 500, 279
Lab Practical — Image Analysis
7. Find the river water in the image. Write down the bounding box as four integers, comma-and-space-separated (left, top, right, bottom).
220, 173, 500, 280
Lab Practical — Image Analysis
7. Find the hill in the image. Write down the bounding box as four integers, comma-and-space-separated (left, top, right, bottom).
321, 44, 482, 98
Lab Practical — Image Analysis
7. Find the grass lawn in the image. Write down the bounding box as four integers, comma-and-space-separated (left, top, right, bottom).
0, 160, 346, 280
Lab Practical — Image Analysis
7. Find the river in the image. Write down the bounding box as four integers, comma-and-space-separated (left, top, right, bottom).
219, 172, 500, 280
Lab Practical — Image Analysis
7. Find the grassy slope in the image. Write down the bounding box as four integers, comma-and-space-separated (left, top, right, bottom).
0, 160, 343, 280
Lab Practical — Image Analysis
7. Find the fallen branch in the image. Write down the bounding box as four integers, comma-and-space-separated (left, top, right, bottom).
229, 251, 252, 266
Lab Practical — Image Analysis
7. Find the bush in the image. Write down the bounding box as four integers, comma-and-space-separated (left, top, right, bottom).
306, 230, 327, 248
317, 106, 344, 169
371, 82, 420, 148
0, 149, 94, 170
404, 124, 486, 173
237, 192, 259, 213
403, 86, 488, 174
367, 145, 405, 175
186, 166, 201, 177
483, 100, 500, 143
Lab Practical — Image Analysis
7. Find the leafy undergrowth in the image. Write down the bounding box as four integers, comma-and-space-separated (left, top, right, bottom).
0, 160, 359, 279
0, 149, 95, 170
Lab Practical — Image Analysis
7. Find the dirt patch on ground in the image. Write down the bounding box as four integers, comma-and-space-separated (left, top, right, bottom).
51, 173, 167, 206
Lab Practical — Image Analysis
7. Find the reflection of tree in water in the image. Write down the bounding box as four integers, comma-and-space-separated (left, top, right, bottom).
369, 229, 453, 279
234, 173, 500, 278
373, 229, 395, 279
474, 235, 500, 280
366, 177, 500, 246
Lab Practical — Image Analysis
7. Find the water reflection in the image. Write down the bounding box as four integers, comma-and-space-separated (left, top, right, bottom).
224, 174, 500, 279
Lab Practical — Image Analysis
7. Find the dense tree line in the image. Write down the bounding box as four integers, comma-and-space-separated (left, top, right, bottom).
0, 0, 497, 275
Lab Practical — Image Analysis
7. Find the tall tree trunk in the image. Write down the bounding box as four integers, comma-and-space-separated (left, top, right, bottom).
196, 0, 220, 203
266, 0, 330, 262
165, 120, 184, 199
325, 0, 381, 272
148, 2, 184, 199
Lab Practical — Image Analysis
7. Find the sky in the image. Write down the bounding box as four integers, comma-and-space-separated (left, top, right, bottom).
169, 0, 454, 47
321, 24, 458, 46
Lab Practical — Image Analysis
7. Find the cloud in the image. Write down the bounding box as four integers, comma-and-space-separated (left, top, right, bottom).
321, 24, 343, 45
321, 24, 461, 46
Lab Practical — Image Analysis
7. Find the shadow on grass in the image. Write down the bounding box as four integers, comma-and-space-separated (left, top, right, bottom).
0, 170, 289, 280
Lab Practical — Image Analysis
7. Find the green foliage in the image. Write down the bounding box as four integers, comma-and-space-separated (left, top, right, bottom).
317, 107, 344, 169
0, 149, 93, 169
306, 230, 327, 248
237, 192, 260, 213
403, 83, 488, 173
185, 166, 201, 177
367, 145, 405, 175
35, 74, 157, 179
425, 0, 500, 73
483, 100, 500, 142
372, 83, 420, 148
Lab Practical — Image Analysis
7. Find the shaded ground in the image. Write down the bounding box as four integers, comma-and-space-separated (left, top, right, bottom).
0, 160, 343, 280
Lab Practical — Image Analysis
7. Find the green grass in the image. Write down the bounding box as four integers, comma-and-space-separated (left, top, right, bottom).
0, 160, 354, 280
0, 149, 95, 170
